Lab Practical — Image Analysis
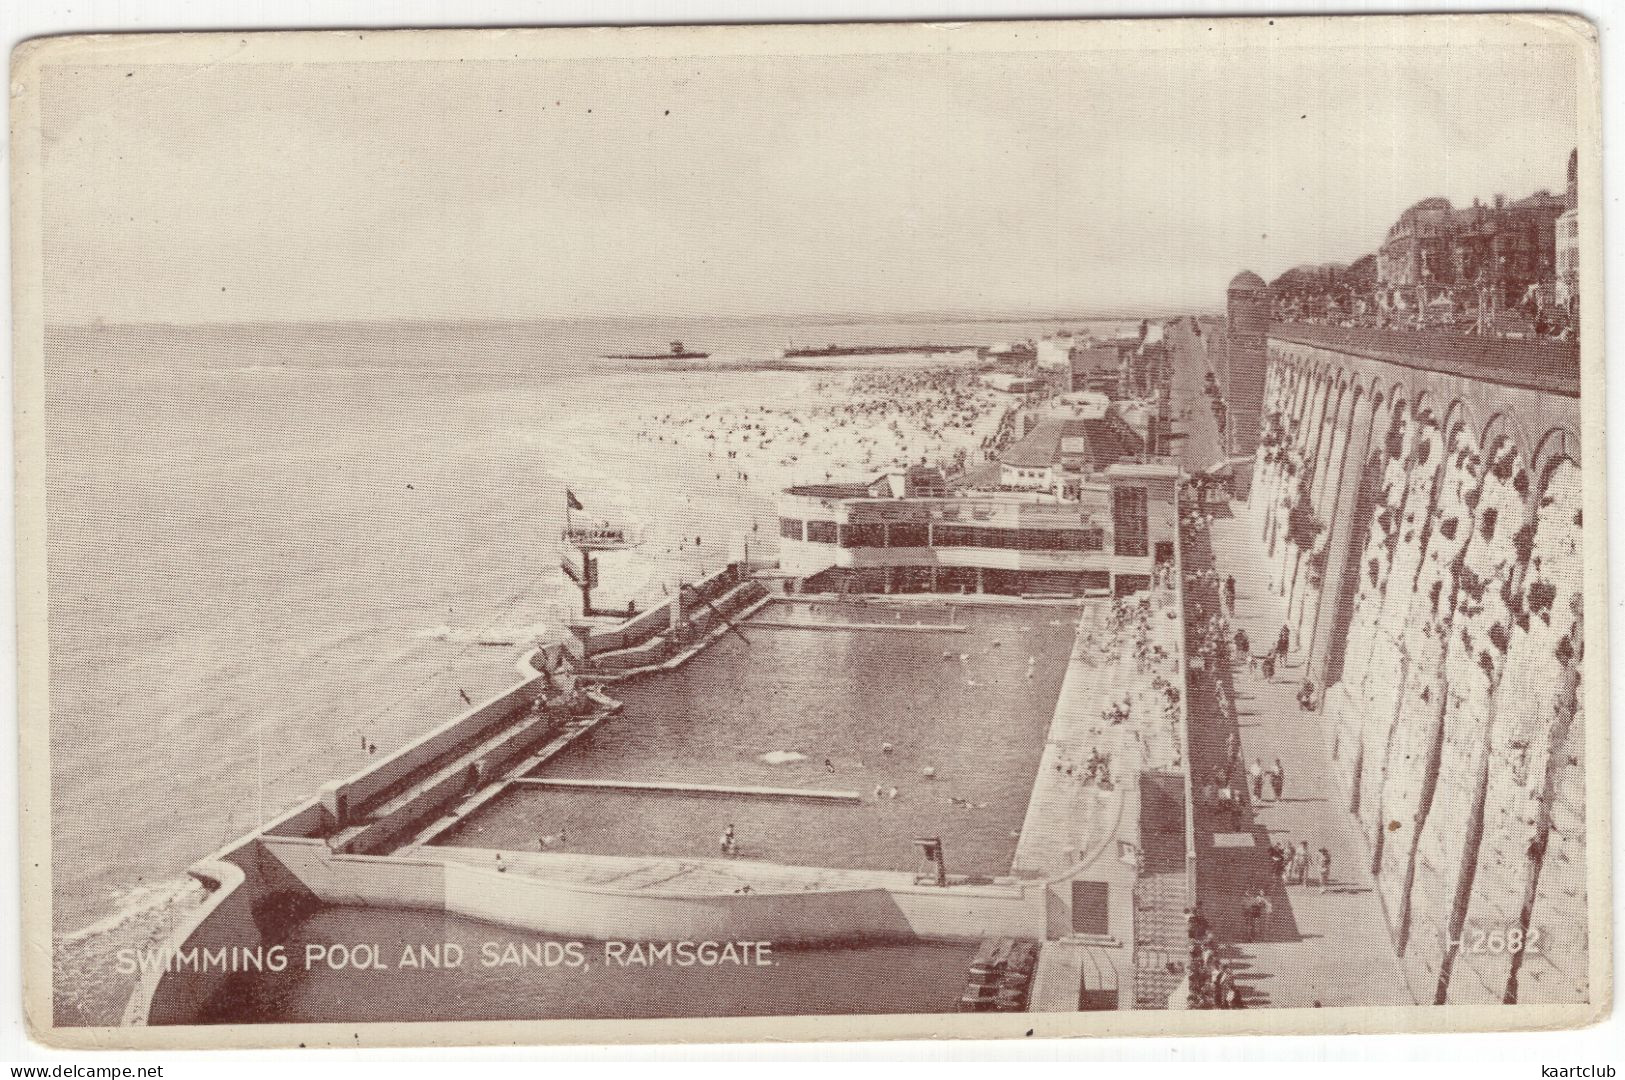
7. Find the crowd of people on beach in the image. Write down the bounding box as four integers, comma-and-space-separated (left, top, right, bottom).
634, 365, 1008, 493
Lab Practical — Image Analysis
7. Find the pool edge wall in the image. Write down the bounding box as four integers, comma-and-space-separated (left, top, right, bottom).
260, 837, 1049, 946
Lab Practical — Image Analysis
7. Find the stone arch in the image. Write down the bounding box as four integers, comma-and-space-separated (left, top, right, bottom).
1479, 412, 1534, 480
1363, 371, 1387, 405
1476, 432, 1536, 582
1412, 390, 1442, 427
1382, 387, 1411, 461
1442, 398, 1482, 450
1531, 426, 1582, 486
1343, 381, 1367, 413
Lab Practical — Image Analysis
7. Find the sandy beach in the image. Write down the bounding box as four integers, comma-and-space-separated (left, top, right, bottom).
634, 364, 1013, 504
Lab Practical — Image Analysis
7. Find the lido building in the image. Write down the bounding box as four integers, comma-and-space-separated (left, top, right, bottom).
777, 461, 1179, 598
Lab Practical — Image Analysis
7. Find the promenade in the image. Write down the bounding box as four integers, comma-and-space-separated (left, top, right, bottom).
1013, 596, 1184, 879
1170, 323, 1413, 1008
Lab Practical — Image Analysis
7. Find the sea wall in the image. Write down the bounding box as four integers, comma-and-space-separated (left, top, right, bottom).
1247, 325, 1587, 1005
584, 576, 767, 675
320, 675, 551, 828
129, 670, 559, 1024
131, 799, 330, 1025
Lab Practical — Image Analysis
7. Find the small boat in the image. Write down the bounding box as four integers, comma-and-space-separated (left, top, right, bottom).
603, 340, 711, 360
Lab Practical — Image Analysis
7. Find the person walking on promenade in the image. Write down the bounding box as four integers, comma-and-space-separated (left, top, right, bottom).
1234, 628, 1253, 671
1224, 575, 1237, 614
1249, 758, 1265, 802
1284, 842, 1302, 885
1275, 624, 1292, 665
1270, 757, 1286, 801
1260, 652, 1276, 681
1187, 903, 1210, 942
1269, 840, 1288, 881
1217, 780, 1240, 830
1318, 847, 1333, 894
1243, 888, 1272, 941
1215, 963, 1237, 1009
1294, 841, 1312, 886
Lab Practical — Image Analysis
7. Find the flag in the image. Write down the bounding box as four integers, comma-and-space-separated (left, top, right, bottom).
565, 488, 584, 511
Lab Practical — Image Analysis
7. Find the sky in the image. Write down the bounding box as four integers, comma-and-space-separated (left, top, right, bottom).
37, 38, 1578, 324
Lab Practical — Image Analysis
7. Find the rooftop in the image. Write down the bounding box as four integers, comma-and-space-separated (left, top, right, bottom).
1001, 420, 1067, 468
1069, 344, 1123, 377
1001, 416, 1146, 471
786, 481, 876, 499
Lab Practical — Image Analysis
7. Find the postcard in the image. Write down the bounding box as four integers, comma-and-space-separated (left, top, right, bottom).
11, 13, 1608, 1049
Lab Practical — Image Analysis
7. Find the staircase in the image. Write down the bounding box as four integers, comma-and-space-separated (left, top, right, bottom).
1133, 870, 1189, 1009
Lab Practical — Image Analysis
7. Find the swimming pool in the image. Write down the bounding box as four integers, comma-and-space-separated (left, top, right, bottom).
439, 601, 1082, 876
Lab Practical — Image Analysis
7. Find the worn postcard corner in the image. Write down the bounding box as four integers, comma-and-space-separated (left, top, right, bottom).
11, 12, 1608, 1051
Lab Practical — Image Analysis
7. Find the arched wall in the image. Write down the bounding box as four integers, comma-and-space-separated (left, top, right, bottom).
1250, 332, 1584, 1005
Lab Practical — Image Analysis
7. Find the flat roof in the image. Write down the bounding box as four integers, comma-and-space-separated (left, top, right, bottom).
1105, 461, 1181, 479
786, 482, 874, 499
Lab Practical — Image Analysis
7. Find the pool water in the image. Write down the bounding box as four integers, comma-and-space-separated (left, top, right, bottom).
440, 602, 1082, 876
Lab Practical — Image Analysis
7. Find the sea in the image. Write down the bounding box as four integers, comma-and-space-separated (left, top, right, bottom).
42, 312, 1136, 1024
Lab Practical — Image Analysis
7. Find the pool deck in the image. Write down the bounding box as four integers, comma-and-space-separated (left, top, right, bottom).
409, 710, 615, 847
1013, 588, 1185, 879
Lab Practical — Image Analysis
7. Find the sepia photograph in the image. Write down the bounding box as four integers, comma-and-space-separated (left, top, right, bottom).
10, 12, 1608, 1050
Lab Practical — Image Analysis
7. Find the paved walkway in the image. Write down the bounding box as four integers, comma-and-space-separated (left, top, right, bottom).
1170, 323, 1412, 1008
1187, 513, 1413, 1008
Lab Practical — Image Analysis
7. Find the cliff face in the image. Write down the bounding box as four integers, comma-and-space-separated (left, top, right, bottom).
1249, 344, 1587, 1006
